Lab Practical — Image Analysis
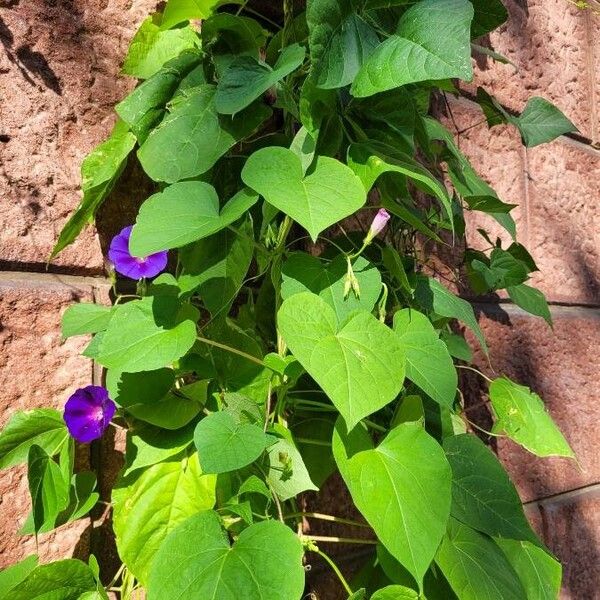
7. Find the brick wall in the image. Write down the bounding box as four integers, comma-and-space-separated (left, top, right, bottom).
0, 0, 598, 597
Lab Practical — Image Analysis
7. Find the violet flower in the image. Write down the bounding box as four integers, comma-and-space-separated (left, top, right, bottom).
63, 385, 116, 443
108, 226, 168, 280
366, 208, 391, 242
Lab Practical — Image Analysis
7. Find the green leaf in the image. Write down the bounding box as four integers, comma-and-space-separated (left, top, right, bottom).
347, 142, 453, 225
307, 0, 379, 89
495, 539, 562, 600
28, 445, 70, 535
371, 586, 419, 600
113, 452, 216, 585
96, 296, 199, 373
179, 217, 254, 313
8, 559, 97, 600
435, 519, 526, 600
443, 434, 540, 543
242, 147, 366, 242
381, 247, 412, 295
61, 303, 113, 338
278, 293, 405, 429
0, 555, 38, 600
122, 15, 200, 79
138, 85, 270, 183
116, 51, 202, 142
507, 284, 552, 326
470, 0, 508, 38
194, 411, 267, 473
129, 182, 257, 255
215, 44, 305, 114
333, 420, 452, 585
393, 309, 457, 408
0, 409, 68, 470
51, 121, 135, 259
471, 248, 530, 291
124, 422, 195, 476
352, 0, 474, 97
414, 276, 488, 354
441, 332, 473, 362
489, 377, 574, 458
281, 252, 382, 323
267, 435, 318, 500
513, 97, 578, 147
147, 511, 305, 600
162, 0, 242, 30
107, 368, 204, 429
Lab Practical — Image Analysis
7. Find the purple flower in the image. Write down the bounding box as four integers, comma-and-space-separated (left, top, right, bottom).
63, 386, 116, 443
369, 208, 391, 238
108, 226, 168, 280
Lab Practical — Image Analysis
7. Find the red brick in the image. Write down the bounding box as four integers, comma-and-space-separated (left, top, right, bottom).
534, 487, 600, 600
466, 0, 595, 141
0, 272, 110, 566
0, 0, 157, 273
463, 303, 600, 503
526, 138, 600, 305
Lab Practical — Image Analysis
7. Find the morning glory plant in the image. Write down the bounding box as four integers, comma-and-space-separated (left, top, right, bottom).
0, 0, 578, 598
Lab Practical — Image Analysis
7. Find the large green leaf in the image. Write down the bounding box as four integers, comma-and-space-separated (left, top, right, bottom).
278, 293, 405, 429
507, 284, 552, 326
489, 377, 574, 458
138, 85, 270, 183
162, 0, 242, 30
113, 452, 216, 585
0, 409, 67, 470
371, 586, 419, 600
96, 296, 199, 373
215, 44, 305, 114
443, 434, 540, 544
27, 445, 69, 535
307, 0, 379, 89
242, 147, 366, 242
129, 182, 257, 255
333, 420, 452, 585
194, 411, 267, 473
61, 303, 113, 338
179, 217, 255, 313
435, 519, 526, 600
513, 97, 577, 147
107, 369, 204, 430
393, 309, 457, 408
267, 435, 318, 500
414, 276, 488, 353
0, 555, 38, 600
352, 0, 474, 97
281, 252, 382, 323
495, 539, 562, 600
51, 121, 135, 259
8, 559, 97, 600
122, 15, 200, 79
116, 51, 202, 141
147, 511, 305, 600
347, 143, 453, 224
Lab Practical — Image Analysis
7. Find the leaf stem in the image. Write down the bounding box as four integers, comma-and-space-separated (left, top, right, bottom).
196, 335, 273, 370
303, 535, 378, 545
311, 548, 354, 596
286, 512, 372, 528
456, 364, 493, 383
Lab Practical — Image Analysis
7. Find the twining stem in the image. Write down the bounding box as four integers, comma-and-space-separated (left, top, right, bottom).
294, 437, 331, 447
286, 512, 372, 529
304, 535, 378, 545
312, 548, 353, 596
456, 364, 493, 383
196, 335, 274, 370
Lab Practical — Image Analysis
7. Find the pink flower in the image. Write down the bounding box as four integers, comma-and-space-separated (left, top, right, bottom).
369, 209, 391, 238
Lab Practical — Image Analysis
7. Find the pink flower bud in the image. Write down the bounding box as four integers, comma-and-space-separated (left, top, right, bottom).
368, 208, 391, 238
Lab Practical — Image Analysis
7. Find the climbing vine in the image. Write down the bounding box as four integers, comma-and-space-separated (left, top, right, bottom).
0, 0, 578, 598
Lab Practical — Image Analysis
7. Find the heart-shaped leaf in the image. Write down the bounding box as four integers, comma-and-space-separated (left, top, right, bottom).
129, 181, 258, 255
333, 420, 452, 586
352, 0, 474, 97
147, 511, 305, 600
393, 309, 457, 408
161, 0, 243, 30
278, 292, 405, 429
215, 44, 305, 114
242, 147, 366, 242
194, 411, 267, 473
281, 252, 382, 322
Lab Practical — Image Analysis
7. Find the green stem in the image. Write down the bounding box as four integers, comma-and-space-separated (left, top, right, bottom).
305, 535, 378, 545
196, 335, 273, 370
313, 549, 353, 595
456, 364, 493, 383
286, 512, 371, 529
294, 437, 331, 447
